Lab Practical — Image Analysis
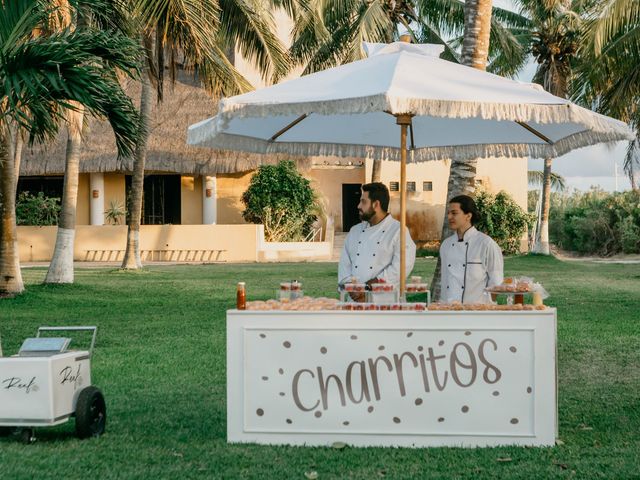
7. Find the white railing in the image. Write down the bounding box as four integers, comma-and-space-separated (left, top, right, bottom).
304, 227, 323, 242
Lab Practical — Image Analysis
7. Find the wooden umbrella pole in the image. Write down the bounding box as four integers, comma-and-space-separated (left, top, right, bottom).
396, 114, 412, 298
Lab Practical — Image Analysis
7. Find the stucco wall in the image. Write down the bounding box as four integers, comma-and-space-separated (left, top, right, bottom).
17, 224, 261, 262
216, 171, 254, 224
306, 166, 366, 232
180, 176, 203, 225
103, 173, 126, 223
77, 173, 90, 225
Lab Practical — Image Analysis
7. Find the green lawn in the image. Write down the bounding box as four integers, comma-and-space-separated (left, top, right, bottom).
1, 256, 639, 479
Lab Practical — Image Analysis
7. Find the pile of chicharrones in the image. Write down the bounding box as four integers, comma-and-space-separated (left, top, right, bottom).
245, 297, 548, 311
246, 297, 340, 311
427, 302, 547, 311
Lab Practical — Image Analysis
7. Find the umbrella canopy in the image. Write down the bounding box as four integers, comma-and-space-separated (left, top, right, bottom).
187, 42, 633, 161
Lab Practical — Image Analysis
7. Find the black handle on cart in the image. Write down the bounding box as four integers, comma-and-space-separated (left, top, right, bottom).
36, 326, 98, 357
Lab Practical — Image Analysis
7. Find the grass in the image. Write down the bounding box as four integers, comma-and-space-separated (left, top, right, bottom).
1, 256, 639, 479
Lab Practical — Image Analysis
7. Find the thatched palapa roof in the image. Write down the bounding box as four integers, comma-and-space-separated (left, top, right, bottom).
20, 73, 309, 176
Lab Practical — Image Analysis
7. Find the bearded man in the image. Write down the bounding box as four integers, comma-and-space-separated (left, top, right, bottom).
338, 182, 416, 300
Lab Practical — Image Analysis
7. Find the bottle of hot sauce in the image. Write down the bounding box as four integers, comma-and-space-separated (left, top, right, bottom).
237, 282, 246, 310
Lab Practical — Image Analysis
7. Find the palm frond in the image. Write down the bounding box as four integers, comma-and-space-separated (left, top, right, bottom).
219, 0, 290, 81
528, 170, 567, 191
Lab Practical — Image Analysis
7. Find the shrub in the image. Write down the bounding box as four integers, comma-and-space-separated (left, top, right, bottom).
16, 191, 61, 226
474, 189, 534, 255
549, 188, 640, 255
241, 161, 317, 241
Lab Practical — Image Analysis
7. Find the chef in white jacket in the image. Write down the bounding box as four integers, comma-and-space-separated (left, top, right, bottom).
339, 183, 416, 300
440, 195, 503, 304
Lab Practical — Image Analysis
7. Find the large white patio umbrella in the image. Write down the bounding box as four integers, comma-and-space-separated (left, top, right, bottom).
188, 41, 633, 294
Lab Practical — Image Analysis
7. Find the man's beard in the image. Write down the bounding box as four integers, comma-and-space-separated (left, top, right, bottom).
359, 207, 375, 222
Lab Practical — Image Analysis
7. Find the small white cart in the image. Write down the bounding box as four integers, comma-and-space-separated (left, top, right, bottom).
0, 326, 106, 443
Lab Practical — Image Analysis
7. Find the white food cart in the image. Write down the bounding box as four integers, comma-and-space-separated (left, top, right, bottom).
0, 327, 106, 443
227, 309, 557, 448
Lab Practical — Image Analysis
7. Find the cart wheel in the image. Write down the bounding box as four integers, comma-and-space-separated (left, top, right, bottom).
75, 386, 107, 439
18, 428, 35, 444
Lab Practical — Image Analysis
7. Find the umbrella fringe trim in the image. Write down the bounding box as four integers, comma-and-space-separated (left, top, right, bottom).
214, 96, 631, 137
189, 128, 631, 162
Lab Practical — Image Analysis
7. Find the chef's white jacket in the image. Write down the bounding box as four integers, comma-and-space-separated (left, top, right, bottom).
440, 227, 504, 304
338, 214, 416, 286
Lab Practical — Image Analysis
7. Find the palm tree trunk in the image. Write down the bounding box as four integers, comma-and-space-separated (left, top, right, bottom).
0, 124, 24, 295
431, 0, 492, 300
122, 72, 152, 270
45, 105, 84, 283
371, 159, 382, 182
534, 157, 553, 255
460, 0, 493, 70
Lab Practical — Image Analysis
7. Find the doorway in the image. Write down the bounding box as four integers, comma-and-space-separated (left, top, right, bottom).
126, 174, 181, 224
342, 183, 362, 232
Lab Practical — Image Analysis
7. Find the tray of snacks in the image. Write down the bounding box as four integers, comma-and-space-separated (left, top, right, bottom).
427, 302, 548, 311
339, 302, 427, 311
248, 297, 339, 311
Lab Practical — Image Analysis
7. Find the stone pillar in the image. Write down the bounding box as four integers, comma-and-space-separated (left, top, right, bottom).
89, 172, 104, 225
202, 175, 217, 224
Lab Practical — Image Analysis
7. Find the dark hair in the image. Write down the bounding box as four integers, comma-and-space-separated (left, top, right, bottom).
362, 182, 390, 212
450, 195, 479, 225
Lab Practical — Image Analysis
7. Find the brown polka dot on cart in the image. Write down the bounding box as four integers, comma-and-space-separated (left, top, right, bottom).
527, 386, 532, 393
320, 347, 327, 354
393, 417, 401, 424
283, 341, 291, 348
278, 368, 284, 374
406, 332, 413, 338
350, 335, 358, 340
415, 398, 423, 406
509, 346, 517, 353
343, 421, 350, 426
438, 417, 445, 422
367, 406, 374, 413
461, 405, 469, 413
286, 419, 292, 424
464, 331, 471, 336
418, 346, 423, 351
378, 345, 385, 351
492, 391, 500, 397
510, 418, 519, 424
314, 411, 322, 418
261, 376, 268, 381
256, 409, 264, 416
438, 340, 444, 346
259, 334, 266, 338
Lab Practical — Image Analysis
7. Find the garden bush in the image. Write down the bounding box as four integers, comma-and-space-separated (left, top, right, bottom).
549, 188, 640, 255
241, 161, 318, 241
16, 191, 61, 226
474, 189, 534, 255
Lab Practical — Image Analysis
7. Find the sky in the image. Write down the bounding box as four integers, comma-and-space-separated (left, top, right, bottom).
491, 0, 634, 192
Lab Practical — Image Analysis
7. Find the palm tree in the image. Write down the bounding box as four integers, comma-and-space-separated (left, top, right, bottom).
45, 0, 136, 284
120, 0, 289, 270
576, 0, 640, 190
0, 0, 141, 295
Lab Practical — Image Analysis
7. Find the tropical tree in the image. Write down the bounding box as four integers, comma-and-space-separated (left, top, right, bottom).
120, 0, 289, 270
45, 0, 136, 284
576, 0, 640, 190
0, 0, 141, 295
